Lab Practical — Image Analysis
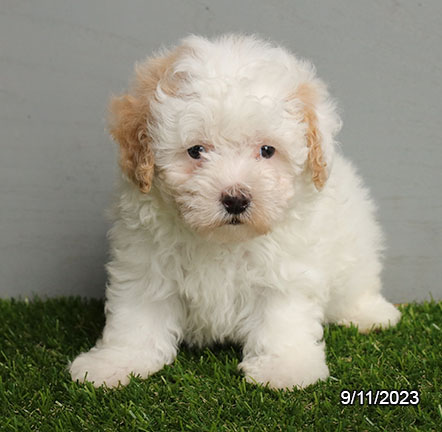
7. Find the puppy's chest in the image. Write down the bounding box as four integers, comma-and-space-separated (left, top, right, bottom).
177, 249, 259, 343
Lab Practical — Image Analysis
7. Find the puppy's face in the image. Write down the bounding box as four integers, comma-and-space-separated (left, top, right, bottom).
160, 138, 296, 241
109, 36, 341, 241
153, 98, 302, 241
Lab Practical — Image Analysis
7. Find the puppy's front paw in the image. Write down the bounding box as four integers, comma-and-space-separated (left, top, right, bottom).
239, 344, 329, 390
69, 347, 163, 388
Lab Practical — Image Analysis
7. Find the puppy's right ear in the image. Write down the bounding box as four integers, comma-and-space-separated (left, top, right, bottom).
109, 49, 183, 193
109, 91, 154, 193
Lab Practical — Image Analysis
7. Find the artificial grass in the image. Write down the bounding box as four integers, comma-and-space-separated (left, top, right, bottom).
0, 299, 440, 431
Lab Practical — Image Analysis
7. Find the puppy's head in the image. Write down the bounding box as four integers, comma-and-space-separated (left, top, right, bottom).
110, 35, 341, 241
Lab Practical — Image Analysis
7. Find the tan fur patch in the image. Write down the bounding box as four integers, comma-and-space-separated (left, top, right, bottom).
293, 83, 328, 190
109, 47, 188, 192
249, 215, 271, 236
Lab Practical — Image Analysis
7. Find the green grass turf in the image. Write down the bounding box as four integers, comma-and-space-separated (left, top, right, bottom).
0, 299, 440, 431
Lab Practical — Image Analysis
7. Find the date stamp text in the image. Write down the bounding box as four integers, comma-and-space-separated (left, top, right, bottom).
340, 389, 420, 406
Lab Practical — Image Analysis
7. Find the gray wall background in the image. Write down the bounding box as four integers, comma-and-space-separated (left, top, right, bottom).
1, 0, 441, 302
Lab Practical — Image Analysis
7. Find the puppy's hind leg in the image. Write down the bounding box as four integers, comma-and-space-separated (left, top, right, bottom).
69, 281, 184, 388
326, 274, 400, 333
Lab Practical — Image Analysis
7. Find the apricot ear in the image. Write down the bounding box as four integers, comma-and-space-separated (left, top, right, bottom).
109, 47, 185, 193
109, 93, 154, 193
295, 83, 328, 190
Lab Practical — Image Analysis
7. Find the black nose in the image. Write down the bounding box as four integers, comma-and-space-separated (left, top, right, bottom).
221, 194, 250, 215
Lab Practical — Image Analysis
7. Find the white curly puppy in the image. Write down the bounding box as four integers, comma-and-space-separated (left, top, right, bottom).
70, 34, 400, 389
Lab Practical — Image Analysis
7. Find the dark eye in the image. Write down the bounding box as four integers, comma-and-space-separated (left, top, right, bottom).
260, 145, 275, 159
187, 145, 206, 159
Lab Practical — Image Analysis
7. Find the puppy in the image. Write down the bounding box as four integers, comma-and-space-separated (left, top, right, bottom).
70, 34, 400, 389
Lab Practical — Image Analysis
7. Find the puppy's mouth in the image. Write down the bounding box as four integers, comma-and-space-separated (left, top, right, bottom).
228, 217, 243, 225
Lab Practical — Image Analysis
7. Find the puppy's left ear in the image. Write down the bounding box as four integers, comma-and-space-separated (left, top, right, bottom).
293, 81, 341, 190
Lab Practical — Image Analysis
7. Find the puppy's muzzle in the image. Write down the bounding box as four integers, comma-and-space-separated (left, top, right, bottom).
221, 193, 250, 215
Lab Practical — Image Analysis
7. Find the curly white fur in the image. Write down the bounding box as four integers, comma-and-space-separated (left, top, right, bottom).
70, 34, 400, 389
